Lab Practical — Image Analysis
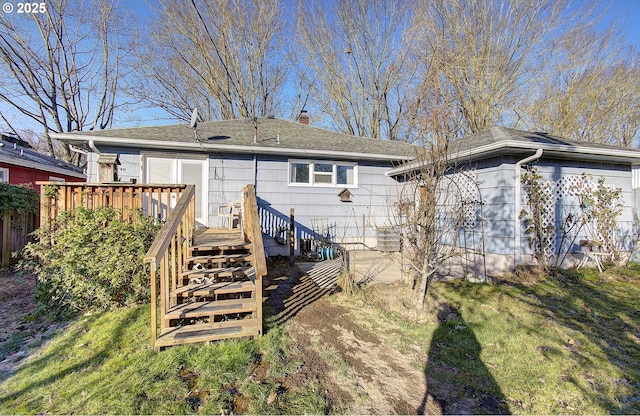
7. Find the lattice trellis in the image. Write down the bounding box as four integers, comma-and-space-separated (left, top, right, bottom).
530, 174, 620, 259
555, 175, 620, 247
556, 175, 593, 201
537, 180, 557, 260
452, 170, 479, 229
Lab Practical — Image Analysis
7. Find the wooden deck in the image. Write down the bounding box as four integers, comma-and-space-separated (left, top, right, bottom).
154, 227, 261, 349
36, 182, 267, 349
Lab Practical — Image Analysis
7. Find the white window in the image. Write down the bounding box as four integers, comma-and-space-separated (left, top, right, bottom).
0, 168, 8, 183
289, 160, 357, 187
48, 176, 65, 182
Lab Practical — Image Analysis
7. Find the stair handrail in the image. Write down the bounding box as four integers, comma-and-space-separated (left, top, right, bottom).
241, 184, 266, 336
241, 184, 267, 278
144, 184, 196, 349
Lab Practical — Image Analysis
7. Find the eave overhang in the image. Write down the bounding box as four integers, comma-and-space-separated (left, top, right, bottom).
52, 133, 414, 163
385, 140, 640, 177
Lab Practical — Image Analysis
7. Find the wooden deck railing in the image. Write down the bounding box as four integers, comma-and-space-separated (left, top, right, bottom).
37, 182, 187, 226
241, 184, 266, 336
144, 185, 196, 349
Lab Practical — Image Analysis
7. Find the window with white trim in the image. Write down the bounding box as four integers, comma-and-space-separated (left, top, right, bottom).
0, 168, 8, 183
289, 160, 357, 187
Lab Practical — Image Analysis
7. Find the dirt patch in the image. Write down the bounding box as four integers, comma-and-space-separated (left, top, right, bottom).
0, 268, 37, 376
285, 293, 443, 415
0, 269, 37, 340
0, 268, 63, 379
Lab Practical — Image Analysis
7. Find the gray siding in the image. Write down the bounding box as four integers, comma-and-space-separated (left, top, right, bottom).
83, 150, 402, 249
458, 156, 634, 262
462, 156, 635, 261
86, 147, 142, 184
255, 157, 399, 255
82, 146, 636, 268
475, 160, 516, 256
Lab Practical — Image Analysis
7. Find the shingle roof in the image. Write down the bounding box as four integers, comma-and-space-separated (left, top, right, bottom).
0, 136, 85, 178
386, 126, 640, 176
60, 117, 418, 160
448, 126, 637, 154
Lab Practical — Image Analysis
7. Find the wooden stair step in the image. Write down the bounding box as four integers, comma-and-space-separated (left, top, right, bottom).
156, 319, 258, 348
190, 243, 252, 252
166, 299, 256, 319
173, 280, 255, 298
188, 254, 253, 264
181, 266, 254, 279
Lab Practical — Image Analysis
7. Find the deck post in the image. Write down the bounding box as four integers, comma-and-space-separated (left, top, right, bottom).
150, 263, 157, 350
289, 208, 295, 266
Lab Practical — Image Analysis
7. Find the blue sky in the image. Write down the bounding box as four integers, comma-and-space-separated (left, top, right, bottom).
1, 0, 639, 133
601, 0, 640, 44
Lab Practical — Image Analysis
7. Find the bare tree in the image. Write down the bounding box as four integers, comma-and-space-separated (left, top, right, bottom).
0, 0, 134, 163
516, 25, 640, 147
411, 0, 582, 135
395, 137, 469, 309
296, 0, 420, 141
390, 73, 471, 308
135, 0, 288, 122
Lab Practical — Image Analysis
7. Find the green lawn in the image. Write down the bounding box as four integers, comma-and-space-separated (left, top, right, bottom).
0, 265, 638, 414
0, 306, 326, 415
342, 265, 640, 414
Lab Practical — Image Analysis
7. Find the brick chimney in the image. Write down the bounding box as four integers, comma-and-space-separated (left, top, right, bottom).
299, 110, 309, 125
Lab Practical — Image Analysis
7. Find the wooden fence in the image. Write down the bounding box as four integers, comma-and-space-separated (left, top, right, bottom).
37, 182, 188, 226
1, 211, 36, 267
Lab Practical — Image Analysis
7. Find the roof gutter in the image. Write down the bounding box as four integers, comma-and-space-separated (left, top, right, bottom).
51, 133, 413, 163
514, 148, 543, 267
69, 145, 88, 155
386, 140, 640, 176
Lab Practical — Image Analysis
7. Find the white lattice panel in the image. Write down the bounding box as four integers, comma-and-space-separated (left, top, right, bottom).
539, 181, 557, 259
452, 170, 478, 229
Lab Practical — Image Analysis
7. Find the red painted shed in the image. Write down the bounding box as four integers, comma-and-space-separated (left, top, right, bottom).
0, 134, 85, 191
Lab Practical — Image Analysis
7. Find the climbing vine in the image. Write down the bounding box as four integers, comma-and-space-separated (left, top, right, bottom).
584, 177, 624, 259
520, 168, 624, 268
0, 182, 39, 217
520, 168, 555, 266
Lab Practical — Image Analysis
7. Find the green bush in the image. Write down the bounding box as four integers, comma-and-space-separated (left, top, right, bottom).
21, 207, 161, 318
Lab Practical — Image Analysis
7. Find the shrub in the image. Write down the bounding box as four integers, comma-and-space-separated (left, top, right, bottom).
21, 207, 161, 318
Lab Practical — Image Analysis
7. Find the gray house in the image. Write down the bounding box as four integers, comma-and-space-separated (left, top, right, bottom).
388, 127, 640, 274
54, 121, 640, 275
53, 117, 417, 256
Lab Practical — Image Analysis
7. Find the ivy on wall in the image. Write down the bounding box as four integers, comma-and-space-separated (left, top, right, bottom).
0, 182, 39, 217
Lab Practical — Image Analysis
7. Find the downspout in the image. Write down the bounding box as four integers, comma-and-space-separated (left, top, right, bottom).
514, 148, 543, 266
88, 140, 101, 154
253, 154, 258, 189
87, 140, 102, 183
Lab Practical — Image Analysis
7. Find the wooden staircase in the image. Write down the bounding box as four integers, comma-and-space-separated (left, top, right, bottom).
145, 185, 266, 350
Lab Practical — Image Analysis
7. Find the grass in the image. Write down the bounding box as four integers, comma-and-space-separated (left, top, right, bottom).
340, 265, 640, 414
0, 305, 327, 415
1, 264, 638, 414
0, 333, 28, 362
